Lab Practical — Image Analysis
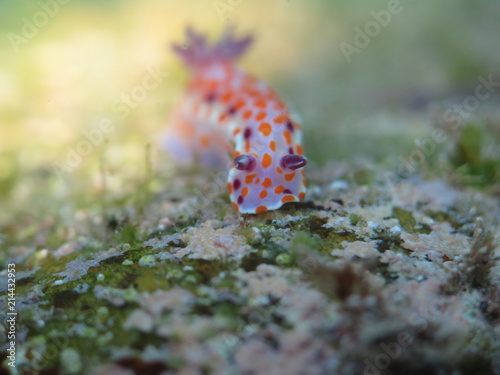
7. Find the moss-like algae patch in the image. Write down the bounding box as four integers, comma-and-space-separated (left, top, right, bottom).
3, 153, 499, 375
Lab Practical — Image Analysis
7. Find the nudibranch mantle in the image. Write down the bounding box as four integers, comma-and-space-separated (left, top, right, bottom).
165, 27, 307, 214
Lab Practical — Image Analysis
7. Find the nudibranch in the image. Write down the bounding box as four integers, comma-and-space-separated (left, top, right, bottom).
165, 27, 307, 214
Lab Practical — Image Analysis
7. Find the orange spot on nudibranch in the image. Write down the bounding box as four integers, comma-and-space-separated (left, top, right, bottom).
273, 114, 287, 124
246, 89, 259, 97
241, 187, 249, 197
200, 135, 210, 148
227, 182, 233, 194
255, 111, 266, 121
245, 174, 256, 184
281, 195, 296, 203
242, 110, 253, 120
296, 145, 304, 155
283, 130, 292, 145
221, 92, 233, 103
233, 128, 241, 137
205, 81, 218, 92
262, 178, 272, 188
262, 153, 272, 168
298, 192, 305, 200
245, 140, 251, 153
255, 205, 267, 214
274, 185, 285, 194
219, 112, 228, 122
232, 202, 239, 211
234, 99, 246, 110
254, 99, 267, 108
276, 167, 283, 174
254, 178, 261, 184
269, 140, 276, 152
259, 190, 268, 199
258, 122, 272, 136
284, 172, 296, 182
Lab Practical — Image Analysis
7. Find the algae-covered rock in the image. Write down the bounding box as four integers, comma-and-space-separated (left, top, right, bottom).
2, 161, 498, 374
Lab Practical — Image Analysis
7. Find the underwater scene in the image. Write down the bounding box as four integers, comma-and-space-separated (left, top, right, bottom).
0, 0, 499, 374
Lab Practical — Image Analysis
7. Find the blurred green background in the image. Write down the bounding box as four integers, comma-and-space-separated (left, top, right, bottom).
1, 0, 500, 225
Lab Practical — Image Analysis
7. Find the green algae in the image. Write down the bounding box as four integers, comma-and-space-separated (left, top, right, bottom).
392, 207, 417, 232
451, 124, 500, 189
5, 171, 496, 375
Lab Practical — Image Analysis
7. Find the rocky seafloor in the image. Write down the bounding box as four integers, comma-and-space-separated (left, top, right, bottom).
1, 151, 499, 375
